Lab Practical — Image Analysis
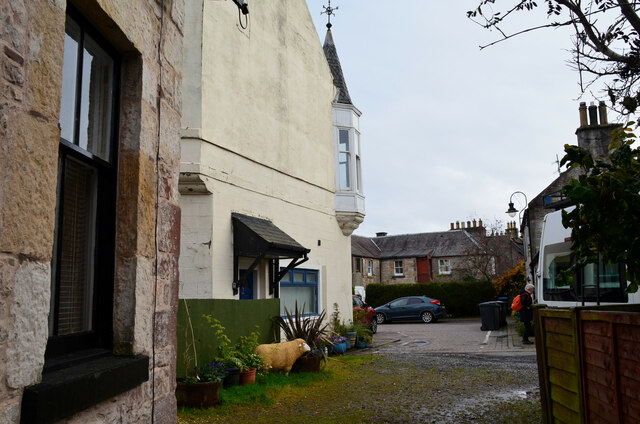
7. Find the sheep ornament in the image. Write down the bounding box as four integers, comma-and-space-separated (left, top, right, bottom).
254, 338, 311, 374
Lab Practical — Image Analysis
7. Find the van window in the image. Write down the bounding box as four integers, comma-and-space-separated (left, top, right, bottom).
542, 242, 628, 303
577, 259, 627, 303
542, 242, 576, 301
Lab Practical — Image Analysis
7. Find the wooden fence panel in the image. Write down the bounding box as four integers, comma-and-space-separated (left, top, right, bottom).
580, 309, 640, 424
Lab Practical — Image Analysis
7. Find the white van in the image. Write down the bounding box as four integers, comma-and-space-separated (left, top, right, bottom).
536, 208, 638, 307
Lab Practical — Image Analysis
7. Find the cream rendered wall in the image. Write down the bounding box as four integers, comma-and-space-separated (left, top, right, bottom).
180, 0, 353, 320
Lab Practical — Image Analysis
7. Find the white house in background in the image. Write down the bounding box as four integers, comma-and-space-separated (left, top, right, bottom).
178, 0, 363, 319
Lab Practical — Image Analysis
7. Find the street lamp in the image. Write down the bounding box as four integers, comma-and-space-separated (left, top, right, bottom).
506, 191, 528, 225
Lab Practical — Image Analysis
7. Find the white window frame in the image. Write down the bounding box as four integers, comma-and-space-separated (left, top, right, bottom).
394, 260, 404, 276
338, 128, 351, 190
367, 259, 373, 277
355, 130, 362, 193
438, 259, 451, 275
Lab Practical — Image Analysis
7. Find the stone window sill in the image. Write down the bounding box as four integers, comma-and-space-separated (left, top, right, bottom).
21, 353, 149, 424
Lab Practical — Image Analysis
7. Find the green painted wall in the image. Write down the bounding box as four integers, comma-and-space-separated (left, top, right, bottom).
176, 298, 280, 379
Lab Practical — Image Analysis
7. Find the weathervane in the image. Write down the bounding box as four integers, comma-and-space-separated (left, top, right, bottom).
322, 0, 338, 29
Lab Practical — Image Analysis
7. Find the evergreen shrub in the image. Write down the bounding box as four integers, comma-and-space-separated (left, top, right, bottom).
365, 281, 495, 317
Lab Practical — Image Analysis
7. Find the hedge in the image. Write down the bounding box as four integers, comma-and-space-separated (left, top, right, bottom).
365, 281, 496, 317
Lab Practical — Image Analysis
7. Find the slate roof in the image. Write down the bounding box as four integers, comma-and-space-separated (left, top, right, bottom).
231, 213, 309, 254
323, 29, 353, 106
352, 235, 381, 258
368, 230, 482, 259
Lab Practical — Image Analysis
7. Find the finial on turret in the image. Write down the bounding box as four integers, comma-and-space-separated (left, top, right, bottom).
322, 0, 338, 29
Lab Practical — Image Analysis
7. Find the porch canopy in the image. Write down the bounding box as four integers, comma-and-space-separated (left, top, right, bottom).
232, 213, 310, 296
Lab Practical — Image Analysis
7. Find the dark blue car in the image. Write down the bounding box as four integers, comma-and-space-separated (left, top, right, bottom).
375, 296, 445, 324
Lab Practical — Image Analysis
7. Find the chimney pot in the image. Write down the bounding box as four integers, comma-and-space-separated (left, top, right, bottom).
473, 219, 477, 228
456, 221, 460, 229
588, 102, 598, 126
598, 101, 608, 125
479, 219, 483, 227
450, 223, 454, 230
579, 102, 588, 127
467, 221, 471, 229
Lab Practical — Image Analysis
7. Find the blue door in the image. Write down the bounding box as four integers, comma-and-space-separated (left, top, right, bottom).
239, 270, 254, 300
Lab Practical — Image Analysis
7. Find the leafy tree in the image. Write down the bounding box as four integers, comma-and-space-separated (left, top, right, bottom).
467, 0, 640, 116
560, 131, 640, 292
494, 261, 526, 299
469, 1, 640, 292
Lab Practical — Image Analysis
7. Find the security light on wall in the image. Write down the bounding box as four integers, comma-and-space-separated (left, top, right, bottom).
233, 0, 249, 15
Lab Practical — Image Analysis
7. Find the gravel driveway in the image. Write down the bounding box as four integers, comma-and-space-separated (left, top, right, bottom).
351, 317, 541, 423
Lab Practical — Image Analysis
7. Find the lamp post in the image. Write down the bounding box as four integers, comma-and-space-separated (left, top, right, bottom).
506, 191, 528, 226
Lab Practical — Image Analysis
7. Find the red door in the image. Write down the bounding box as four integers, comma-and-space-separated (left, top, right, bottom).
417, 258, 430, 283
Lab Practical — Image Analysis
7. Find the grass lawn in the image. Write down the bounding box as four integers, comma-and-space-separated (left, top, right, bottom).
177, 354, 542, 424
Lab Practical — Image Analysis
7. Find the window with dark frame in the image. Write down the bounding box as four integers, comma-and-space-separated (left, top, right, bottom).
279, 268, 319, 316
48, 9, 119, 360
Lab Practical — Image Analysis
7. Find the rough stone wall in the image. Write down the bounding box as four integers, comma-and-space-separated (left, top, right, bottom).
0, 0, 65, 419
0, 0, 183, 422
380, 258, 417, 284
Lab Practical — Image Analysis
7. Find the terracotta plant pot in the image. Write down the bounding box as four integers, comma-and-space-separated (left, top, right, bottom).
175, 380, 221, 408
239, 368, 256, 385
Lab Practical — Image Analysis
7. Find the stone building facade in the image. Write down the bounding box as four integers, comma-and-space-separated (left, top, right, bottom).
1, 1, 182, 422
352, 221, 524, 285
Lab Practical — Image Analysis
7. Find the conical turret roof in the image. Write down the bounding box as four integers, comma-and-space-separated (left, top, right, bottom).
323, 28, 354, 106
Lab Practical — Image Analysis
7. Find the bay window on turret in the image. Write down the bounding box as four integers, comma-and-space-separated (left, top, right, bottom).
338, 128, 362, 192
323, 25, 365, 236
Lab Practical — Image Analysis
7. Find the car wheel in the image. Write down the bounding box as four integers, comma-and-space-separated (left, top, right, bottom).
376, 313, 386, 324
421, 311, 434, 323
370, 318, 377, 334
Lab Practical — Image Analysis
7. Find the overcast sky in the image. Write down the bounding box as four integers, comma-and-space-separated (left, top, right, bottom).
305, 0, 604, 237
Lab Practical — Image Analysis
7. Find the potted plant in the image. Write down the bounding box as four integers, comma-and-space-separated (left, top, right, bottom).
203, 315, 243, 388
330, 335, 348, 354
176, 361, 226, 408
272, 301, 329, 372
355, 322, 373, 348
235, 328, 264, 385
176, 301, 227, 408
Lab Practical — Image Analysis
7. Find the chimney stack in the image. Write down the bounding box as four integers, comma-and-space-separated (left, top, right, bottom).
579, 102, 588, 127
576, 101, 620, 161
598, 101, 608, 125
588, 102, 599, 126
